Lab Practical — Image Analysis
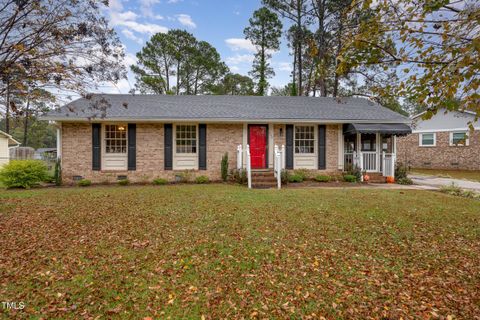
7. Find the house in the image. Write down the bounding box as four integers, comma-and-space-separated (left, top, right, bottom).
397, 109, 480, 170
41, 95, 411, 186
0, 130, 20, 166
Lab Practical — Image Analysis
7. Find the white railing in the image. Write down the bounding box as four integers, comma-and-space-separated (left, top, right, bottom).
274, 144, 284, 189
237, 144, 243, 169
362, 152, 377, 172
246, 144, 252, 189
382, 152, 396, 177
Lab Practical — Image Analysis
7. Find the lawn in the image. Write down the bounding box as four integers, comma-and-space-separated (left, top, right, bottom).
1, 185, 479, 319
411, 168, 480, 182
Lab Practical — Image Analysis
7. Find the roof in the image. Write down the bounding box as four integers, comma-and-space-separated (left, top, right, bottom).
411, 108, 477, 120
41, 94, 409, 123
0, 130, 20, 146
343, 123, 412, 135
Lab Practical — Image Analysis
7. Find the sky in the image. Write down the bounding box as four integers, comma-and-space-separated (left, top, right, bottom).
99, 0, 294, 94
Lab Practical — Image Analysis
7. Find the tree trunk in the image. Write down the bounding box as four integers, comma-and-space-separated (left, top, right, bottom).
297, 1, 303, 96
292, 44, 297, 96
176, 63, 180, 95
316, 0, 327, 97
333, 17, 343, 98
23, 96, 30, 146
163, 54, 170, 93
5, 78, 10, 134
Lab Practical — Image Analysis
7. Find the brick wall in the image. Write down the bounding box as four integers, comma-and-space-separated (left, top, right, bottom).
397, 131, 480, 170
60, 122, 341, 184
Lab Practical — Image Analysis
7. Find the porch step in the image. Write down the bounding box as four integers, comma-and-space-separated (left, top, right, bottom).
366, 173, 387, 183
251, 170, 277, 189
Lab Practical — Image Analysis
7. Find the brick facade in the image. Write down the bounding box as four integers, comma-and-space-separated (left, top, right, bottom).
60, 122, 341, 184
397, 131, 480, 170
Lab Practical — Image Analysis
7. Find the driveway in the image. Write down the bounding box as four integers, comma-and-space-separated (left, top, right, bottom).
410, 174, 480, 192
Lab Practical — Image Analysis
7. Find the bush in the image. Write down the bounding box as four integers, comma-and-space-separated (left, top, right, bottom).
195, 175, 209, 184
397, 177, 413, 185
54, 158, 62, 186
343, 174, 357, 183
221, 153, 229, 182
0, 160, 49, 189
230, 169, 247, 184
395, 162, 409, 180
345, 164, 362, 182
78, 179, 92, 187
118, 179, 130, 186
281, 170, 290, 184
315, 175, 331, 182
439, 183, 479, 199
293, 169, 309, 181
288, 174, 304, 183
153, 178, 168, 185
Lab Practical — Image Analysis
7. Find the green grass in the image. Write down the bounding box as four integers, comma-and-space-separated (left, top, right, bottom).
411, 168, 480, 182
1, 185, 479, 318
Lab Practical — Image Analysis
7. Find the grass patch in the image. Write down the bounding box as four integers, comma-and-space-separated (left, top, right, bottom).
0, 185, 479, 318
411, 168, 480, 182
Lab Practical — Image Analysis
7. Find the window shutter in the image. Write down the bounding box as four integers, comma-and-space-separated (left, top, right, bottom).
199, 124, 207, 170
164, 124, 173, 170
318, 125, 326, 170
92, 123, 101, 171
286, 124, 294, 169
128, 123, 136, 170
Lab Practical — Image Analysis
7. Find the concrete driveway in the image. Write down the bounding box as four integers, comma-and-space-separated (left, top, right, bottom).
409, 174, 480, 192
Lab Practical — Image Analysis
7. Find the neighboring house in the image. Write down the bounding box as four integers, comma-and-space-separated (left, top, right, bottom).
0, 130, 20, 166
41, 95, 411, 185
397, 109, 480, 170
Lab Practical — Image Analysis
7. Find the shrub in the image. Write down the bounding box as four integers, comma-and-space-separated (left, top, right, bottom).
315, 175, 331, 182
195, 175, 209, 184
293, 169, 309, 181
397, 177, 413, 185
153, 178, 168, 185
345, 164, 362, 182
288, 174, 304, 183
221, 153, 229, 182
343, 174, 357, 183
281, 170, 290, 184
439, 183, 478, 199
395, 162, 409, 180
54, 158, 62, 186
78, 179, 92, 187
118, 179, 130, 186
176, 170, 193, 183
0, 160, 49, 189
230, 169, 247, 184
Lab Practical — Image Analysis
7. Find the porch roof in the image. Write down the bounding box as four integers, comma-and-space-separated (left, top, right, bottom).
343, 123, 412, 135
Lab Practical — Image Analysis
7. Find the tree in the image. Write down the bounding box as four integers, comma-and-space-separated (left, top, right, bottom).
270, 83, 296, 96
263, 0, 313, 95
244, 7, 283, 96
0, 0, 126, 133
340, 0, 480, 120
209, 73, 255, 95
131, 30, 228, 95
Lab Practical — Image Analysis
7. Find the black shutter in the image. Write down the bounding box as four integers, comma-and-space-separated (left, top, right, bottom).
164, 124, 173, 170
286, 124, 294, 169
318, 125, 326, 170
128, 123, 136, 170
92, 123, 101, 171
199, 124, 207, 170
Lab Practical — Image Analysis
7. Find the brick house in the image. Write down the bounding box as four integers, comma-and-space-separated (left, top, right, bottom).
397, 109, 480, 170
42, 95, 411, 187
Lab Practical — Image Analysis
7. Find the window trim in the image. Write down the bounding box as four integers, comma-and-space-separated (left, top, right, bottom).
174, 124, 198, 155
294, 125, 316, 155
449, 131, 469, 147
419, 132, 436, 147
101, 123, 128, 171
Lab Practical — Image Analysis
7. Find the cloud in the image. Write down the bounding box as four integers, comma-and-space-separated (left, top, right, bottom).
121, 29, 143, 44
124, 52, 138, 68
277, 62, 292, 72
168, 0, 183, 3
176, 14, 196, 28
226, 54, 254, 65
230, 66, 240, 73
139, 0, 164, 19
225, 38, 256, 52
109, 9, 168, 35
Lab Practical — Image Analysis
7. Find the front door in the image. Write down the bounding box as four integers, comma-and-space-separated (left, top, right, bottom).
249, 125, 267, 169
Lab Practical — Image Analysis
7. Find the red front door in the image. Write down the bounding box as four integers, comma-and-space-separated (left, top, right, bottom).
249, 125, 267, 169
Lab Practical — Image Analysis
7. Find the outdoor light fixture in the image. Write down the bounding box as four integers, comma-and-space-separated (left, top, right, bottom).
279, 127, 283, 137
118, 125, 125, 131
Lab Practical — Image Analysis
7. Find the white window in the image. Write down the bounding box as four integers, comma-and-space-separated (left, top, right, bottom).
450, 131, 469, 146
295, 126, 315, 154
176, 125, 197, 153
105, 124, 127, 154
419, 133, 436, 147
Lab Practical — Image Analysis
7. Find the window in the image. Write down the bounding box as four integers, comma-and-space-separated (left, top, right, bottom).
450, 131, 469, 146
419, 133, 435, 147
295, 126, 315, 154
105, 124, 127, 154
361, 134, 376, 151
176, 125, 197, 153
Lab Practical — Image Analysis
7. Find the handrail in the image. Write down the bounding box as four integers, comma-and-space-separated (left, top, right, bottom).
274, 145, 282, 189
236, 144, 243, 169
246, 144, 251, 189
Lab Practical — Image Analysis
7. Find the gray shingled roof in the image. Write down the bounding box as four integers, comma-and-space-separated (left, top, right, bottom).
42, 94, 409, 123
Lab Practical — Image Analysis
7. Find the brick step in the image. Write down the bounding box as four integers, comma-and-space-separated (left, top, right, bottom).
252, 172, 275, 178
252, 176, 277, 182
252, 182, 278, 189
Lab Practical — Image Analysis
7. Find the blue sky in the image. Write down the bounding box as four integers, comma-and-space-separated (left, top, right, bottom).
101, 0, 293, 94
